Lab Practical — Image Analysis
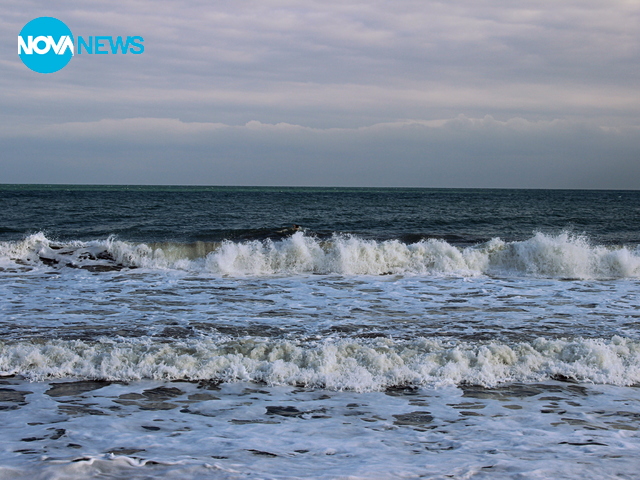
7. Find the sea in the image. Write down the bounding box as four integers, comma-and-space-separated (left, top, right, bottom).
0, 185, 639, 479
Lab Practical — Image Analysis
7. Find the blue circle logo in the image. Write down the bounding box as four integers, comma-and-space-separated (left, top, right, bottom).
18, 17, 74, 74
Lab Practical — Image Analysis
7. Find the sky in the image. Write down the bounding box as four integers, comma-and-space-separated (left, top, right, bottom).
2, 0, 640, 188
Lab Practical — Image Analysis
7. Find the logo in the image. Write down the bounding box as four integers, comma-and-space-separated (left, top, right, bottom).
18, 17, 145, 74
18, 17, 74, 74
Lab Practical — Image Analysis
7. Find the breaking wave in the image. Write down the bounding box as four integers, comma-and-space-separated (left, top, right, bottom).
1, 231, 639, 279
2, 336, 640, 390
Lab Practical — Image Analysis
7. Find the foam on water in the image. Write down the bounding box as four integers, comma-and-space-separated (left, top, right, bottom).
2, 231, 640, 279
1, 378, 640, 480
2, 336, 639, 390
3, 189, 640, 479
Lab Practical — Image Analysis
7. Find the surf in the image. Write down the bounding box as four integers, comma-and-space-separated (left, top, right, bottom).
2, 335, 640, 390
1, 231, 639, 279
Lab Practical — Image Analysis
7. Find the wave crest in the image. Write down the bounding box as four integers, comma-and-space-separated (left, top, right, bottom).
1, 231, 639, 279
2, 336, 639, 390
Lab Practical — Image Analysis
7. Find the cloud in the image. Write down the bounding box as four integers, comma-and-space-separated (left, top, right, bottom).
3, 115, 639, 188
2, 1, 640, 187
3, 0, 640, 127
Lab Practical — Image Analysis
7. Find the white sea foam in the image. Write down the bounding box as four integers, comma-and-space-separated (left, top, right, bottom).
1, 231, 639, 279
3, 377, 640, 480
2, 336, 640, 390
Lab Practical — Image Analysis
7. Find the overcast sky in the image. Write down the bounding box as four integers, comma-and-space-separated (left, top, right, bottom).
2, 0, 640, 188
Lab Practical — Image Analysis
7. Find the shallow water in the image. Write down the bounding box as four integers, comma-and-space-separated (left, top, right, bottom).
1, 378, 639, 479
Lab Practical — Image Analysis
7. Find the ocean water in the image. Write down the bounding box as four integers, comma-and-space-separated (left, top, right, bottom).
0, 185, 639, 479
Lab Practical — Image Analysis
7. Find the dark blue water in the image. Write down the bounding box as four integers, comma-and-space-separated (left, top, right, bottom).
1, 185, 639, 245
